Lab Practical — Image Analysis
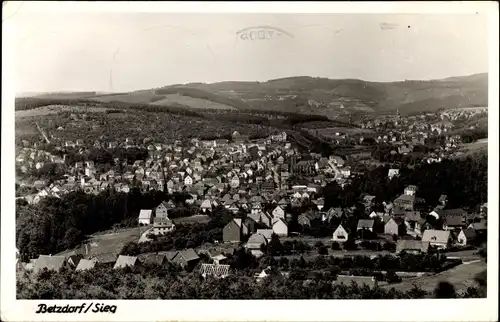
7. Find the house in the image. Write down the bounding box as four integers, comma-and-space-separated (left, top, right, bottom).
138, 209, 153, 225
200, 199, 212, 212
272, 205, 285, 219
442, 215, 466, 231
332, 224, 349, 243
394, 194, 416, 211
395, 240, 430, 254
32, 255, 69, 274
171, 249, 199, 269
468, 220, 487, 233
141, 253, 169, 266
404, 185, 418, 196
91, 253, 117, 267
335, 275, 377, 288
430, 208, 466, 219
384, 217, 406, 236
184, 175, 193, 186
75, 258, 97, 271
223, 218, 248, 242
272, 218, 288, 237
256, 229, 274, 242
438, 194, 448, 206
243, 217, 258, 234
246, 233, 268, 257
422, 229, 452, 249
200, 263, 230, 279
113, 255, 139, 269
254, 266, 282, 282
154, 202, 170, 219
456, 228, 477, 246
209, 252, 229, 265
298, 212, 322, 228
388, 169, 400, 179
357, 219, 375, 232
153, 217, 175, 235
369, 211, 385, 219
67, 254, 83, 268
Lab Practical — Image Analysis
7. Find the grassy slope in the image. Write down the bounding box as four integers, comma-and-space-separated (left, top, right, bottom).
384, 260, 486, 295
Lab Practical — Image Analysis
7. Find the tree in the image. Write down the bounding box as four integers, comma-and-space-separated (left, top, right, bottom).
267, 234, 283, 256
385, 271, 402, 284
120, 242, 140, 256
434, 281, 457, 298
331, 241, 340, 250
318, 246, 329, 255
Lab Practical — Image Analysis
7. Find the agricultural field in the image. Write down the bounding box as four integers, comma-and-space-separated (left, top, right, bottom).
151, 93, 237, 110
15, 105, 109, 118
91, 91, 165, 104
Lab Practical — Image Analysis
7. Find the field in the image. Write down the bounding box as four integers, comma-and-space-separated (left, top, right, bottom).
91, 91, 165, 104
151, 93, 236, 110
15, 105, 109, 118
384, 260, 486, 294
56, 227, 147, 257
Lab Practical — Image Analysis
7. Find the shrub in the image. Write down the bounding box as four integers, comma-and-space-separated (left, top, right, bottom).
318, 246, 329, 255
331, 241, 340, 250
385, 271, 402, 284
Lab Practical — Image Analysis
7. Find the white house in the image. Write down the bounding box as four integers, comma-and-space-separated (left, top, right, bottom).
332, 224, 349, 243
200, 199, 212, 213
272, 205, 286, 220
138, 209, 153, 225
272, 218, 288, 237
230, 177, 240, 189
388, 169, 400, 179
184, 175, 193, 186
422, 229, 452, 249
456, 228, 477, 246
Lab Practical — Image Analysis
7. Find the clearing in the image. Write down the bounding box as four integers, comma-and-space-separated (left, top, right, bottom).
56, 226, 148, 257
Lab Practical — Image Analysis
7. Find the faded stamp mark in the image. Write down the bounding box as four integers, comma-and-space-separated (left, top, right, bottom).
236, 26, 293, 41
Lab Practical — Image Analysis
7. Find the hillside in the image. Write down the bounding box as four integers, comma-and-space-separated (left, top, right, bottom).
17, 73, 487, 118
171, 73, 487, 117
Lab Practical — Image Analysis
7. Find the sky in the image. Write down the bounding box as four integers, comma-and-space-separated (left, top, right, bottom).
11, 10, 489, 93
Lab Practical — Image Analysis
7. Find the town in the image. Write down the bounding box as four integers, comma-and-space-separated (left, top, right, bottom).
15, 103, 488, 299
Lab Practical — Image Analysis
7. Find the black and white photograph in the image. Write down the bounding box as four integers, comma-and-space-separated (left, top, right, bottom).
1, 2, 498, 322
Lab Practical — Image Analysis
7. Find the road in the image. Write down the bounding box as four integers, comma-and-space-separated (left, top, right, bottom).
327, 160, 342, 181
138, 227, 153, 243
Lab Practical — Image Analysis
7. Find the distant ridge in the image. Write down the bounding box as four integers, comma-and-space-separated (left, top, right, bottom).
17, 73, 487, 117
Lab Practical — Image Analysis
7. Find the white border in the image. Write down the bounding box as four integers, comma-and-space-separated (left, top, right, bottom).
2, 2, 499, 322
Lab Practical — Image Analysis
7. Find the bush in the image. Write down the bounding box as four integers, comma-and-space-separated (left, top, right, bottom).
385, 271, 402, 284
318, 246, 329, 255
331, 241, 340, 250
342, 239, 358, 251
373, 271, 384, 281
382, 242, 396, 252
314, 241, 325, 249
